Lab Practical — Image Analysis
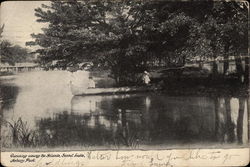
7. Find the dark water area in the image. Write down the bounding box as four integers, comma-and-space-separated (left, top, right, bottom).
0, 71, 249, 149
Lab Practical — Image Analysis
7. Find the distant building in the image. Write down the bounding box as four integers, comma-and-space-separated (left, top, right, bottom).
0, 62, 39, 72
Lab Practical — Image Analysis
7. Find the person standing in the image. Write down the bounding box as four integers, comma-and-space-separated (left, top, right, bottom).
142, 71, 151, 85
88, 76, 95, 88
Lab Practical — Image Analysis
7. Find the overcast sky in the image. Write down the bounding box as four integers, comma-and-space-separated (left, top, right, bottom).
0, 1, 49, 49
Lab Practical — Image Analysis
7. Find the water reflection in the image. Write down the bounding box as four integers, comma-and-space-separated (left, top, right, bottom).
0, 71, 248, 148
35, 94, 248, 147
214, 97, 248, 144
0, 82, 19, 110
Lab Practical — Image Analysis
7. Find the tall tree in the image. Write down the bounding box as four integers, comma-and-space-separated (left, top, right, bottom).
28, 0, 248, 84
28, 0, 199, 84
27, 0, 149, 84
175, 1, 248, 78
212, 1, 248, 79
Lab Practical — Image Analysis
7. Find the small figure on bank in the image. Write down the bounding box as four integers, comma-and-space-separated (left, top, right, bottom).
88, 76, 95, 88
142, 71, 151, 85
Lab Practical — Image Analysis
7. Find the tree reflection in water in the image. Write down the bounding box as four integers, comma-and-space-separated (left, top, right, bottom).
1, 72, 248, 149
214, 96, 247, 144
237, 97, 245, 144
32, 94, 248, 148
0, 83, 19, 110
37, 111, 114, 146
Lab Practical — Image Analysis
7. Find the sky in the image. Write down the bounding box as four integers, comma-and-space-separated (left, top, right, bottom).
0, 1, 49, 50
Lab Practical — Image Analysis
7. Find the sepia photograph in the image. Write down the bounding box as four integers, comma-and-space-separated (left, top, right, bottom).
0, 0, 249, 166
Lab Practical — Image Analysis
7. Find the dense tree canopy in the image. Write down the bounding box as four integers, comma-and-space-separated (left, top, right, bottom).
1, 24, 30, 65
27, 0, 248, 84
0, 40, 30, 65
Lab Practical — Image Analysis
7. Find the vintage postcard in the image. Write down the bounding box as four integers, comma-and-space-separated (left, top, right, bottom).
0, 0, 249, 166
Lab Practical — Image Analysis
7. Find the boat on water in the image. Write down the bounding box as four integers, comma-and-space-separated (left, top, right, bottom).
70, 83, 161, 96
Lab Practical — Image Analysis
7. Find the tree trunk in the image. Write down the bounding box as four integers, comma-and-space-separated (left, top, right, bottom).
182, 55, 186, 67
244, 55, 249, 84
234, 54, 244, 81
112, 69, 120, 86
111, 63, 122, 86
223, 53, 229, 75
159, 57, 162, 67
223, 45, 230, 75
212, 60, 218, 76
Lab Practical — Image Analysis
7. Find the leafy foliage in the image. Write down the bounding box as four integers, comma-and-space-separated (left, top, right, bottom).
27, 0, 248, 84
1, 24, 30, 65
0, 40, 30, 65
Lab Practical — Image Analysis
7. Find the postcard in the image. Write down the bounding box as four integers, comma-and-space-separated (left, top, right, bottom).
0, 0, 249, 166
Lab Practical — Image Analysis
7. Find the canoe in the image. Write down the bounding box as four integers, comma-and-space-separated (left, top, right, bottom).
70, 83, 161, 96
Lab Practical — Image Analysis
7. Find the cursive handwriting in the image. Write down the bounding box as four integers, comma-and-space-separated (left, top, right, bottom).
6, 149, 243, 167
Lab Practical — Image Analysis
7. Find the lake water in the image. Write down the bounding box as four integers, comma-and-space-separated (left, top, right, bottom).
0, 71, 248, 149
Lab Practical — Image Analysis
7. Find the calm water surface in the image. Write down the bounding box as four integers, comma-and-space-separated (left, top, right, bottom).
0, 71, 248, 148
